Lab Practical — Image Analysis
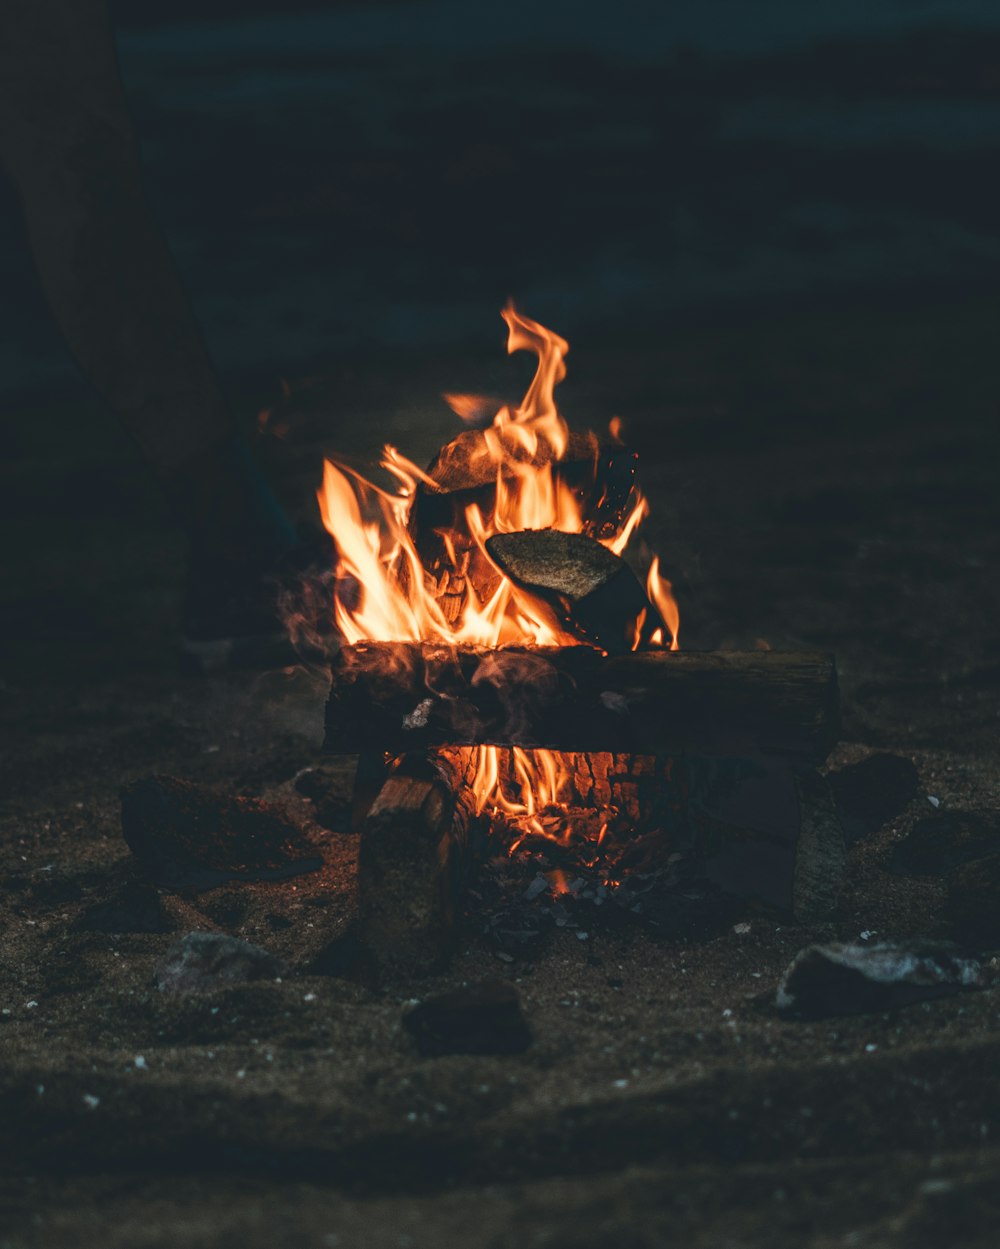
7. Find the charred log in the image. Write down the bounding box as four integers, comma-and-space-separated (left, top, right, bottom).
357, 751, 481, 976
448, 748, 841, 921
409, 430, 639, 623
325, 643, 839, 764
486, 528, 654, 653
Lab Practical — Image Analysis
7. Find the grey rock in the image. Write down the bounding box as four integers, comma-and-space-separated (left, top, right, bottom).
154, 932, 286, 994
776, 940, 988, 1018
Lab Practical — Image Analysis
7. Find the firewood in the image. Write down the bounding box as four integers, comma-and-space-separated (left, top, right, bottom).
431, 747, 843, 921
486, 529, 653, 653
357, 752, 480, 976
410, 432, 639, 622
425, 427, 600, 494
325, 644, 839, 763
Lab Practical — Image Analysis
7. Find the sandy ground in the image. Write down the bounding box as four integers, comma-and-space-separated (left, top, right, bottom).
2, 291, 1000, 1246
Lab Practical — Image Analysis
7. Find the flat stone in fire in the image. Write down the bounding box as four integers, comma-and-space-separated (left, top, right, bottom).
486, 528, 652, 653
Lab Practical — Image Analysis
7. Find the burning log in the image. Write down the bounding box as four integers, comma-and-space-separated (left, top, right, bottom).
424, 427, 602, 495
486, 528, 653, 653
439, 747, 842, 922
410, 429, 639, 623
325, 643, 839, 764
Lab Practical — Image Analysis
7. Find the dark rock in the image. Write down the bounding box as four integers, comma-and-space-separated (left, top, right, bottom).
154, 932, 286, 994
403, 979, 532, 1056
121, 775, 323, 890
776, 940, 988, 1018
946, 854, 1000, 947
486, 528, 653, 654
827, 753, 919, 844
293, 764, 353, 831
890, 810, 1000, 876
76, 881, 174, 934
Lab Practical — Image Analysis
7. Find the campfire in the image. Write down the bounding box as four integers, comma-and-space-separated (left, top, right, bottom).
318, 308, 844, 974
319, 307, 678, 841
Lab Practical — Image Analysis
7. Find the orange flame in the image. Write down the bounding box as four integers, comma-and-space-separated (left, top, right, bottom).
442, 393, 500, 426
317, 305, 680, 835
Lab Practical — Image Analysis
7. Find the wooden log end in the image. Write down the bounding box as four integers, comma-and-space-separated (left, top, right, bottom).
357, 755, 475, 977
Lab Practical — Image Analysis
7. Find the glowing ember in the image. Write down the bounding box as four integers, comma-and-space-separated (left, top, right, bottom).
318, 304, 680, 840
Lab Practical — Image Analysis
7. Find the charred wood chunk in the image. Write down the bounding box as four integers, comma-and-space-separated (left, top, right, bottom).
325, 644, 840, 764
486, 528, 653, 653
357, 754, 475, 976
121, 776, 322, 891
403, 979, 532, 1055
409, 430, 639, 612
425, 427, 601, 494
827, 752, 919, 846
680, 758, 844, 922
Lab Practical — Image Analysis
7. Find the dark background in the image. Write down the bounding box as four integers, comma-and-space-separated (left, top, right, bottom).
3, 0, 1000, 393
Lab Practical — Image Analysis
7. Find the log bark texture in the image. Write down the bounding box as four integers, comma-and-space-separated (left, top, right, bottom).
357, 751, 480, 976
325, 643, 839, 764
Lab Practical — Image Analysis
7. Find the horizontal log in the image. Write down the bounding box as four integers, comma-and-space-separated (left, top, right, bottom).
325, 643, 839, 763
